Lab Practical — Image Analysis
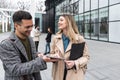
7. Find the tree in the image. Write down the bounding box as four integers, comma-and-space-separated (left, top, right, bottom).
36, 0, 45, 12
17, 0, 31, 10
0, 0, 7, 8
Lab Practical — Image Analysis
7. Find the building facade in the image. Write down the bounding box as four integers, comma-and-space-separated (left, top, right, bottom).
0, 11, 11, 33
45, 0, 120, 43
0, 10, 43, 33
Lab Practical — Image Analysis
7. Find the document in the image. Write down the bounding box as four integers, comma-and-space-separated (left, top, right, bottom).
46, 55, 65, 60
69, 42, 85, 60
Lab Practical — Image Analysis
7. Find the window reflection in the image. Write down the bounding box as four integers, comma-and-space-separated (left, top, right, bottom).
91, 0, 98, 10
91, 10, 99, 39
84, 12, 90, 38
100, 17, 108, 34
99, 0, 108, 7
79, 14, 84, 34
99, 8, 108, 41
85, 0, 90, 11
110, 0, 120, 5
55, 0, 109, 41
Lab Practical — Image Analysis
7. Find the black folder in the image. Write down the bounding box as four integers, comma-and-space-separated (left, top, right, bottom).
69, 42, 85, 60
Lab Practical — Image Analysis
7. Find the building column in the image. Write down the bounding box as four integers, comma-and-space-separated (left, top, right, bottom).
2, 16, 5, 32
29, 0, 36, 37
5, 17, 8, 32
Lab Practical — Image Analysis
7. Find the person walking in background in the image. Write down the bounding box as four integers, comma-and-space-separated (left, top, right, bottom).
45, 27, 52, 54
50, 14, 90, 80
0, 10, 53, 80
33, 26, 41, 51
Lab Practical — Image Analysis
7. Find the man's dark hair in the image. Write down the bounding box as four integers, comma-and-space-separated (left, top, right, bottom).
12, 10, 32, 23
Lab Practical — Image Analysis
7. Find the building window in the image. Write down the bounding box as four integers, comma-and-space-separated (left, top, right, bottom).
99, 8, 108, 41
79, 14, 84, 34
91, 10, 99, 40
54, 0, 120, 43
85, 0, 90, 11
84, 12, 90, 38
109, 22, 120, 42
79, 0, 83, 14
110, 0, 120, 5
73, 2, 79, 14
109, 4, 120, 21
91, 0, 98, 10
99, 0, 108, 8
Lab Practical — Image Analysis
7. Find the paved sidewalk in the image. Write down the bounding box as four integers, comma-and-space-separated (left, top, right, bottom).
0, 32, 10, 42
39, 33, 120, 80
0, 32, 120, 80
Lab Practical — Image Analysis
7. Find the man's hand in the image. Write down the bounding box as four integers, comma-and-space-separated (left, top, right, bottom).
38, 53, 59, 62
42, 56, 59, 62
37, 53, 44, 57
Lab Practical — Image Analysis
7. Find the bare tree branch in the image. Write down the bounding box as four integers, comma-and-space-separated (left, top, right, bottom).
36, 0, 45, 11
0, 0, 7, 8
17, 1, 31, 10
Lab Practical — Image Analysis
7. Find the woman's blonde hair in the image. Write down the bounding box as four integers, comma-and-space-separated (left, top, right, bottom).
57, 14, 80, 42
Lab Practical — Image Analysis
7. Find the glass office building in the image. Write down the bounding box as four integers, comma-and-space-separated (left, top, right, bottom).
45, 0, 120, 43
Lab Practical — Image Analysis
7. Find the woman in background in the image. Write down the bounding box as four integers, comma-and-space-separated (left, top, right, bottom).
33, 26, 41, 51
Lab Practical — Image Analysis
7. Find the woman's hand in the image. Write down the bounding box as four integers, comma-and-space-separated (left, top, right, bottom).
51, 53, 61, 58
65, 60, 75, 69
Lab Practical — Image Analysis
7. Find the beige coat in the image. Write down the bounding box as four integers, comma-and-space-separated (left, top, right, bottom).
33, 29, 41, 41
50, 33, 90, 80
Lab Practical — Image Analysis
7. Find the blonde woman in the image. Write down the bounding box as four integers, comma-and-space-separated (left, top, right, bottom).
33, 26, 41, 51
50, 14, 90, 80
